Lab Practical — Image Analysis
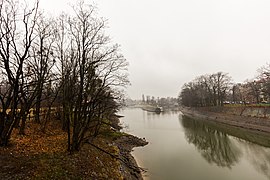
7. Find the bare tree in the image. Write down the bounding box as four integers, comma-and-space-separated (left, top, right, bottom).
179, 72, 232, 107
246, 80, 261, 103
257, 63, 270, 102
209, 72, 232, 106
54, 1, 129, 152
0, 0, 39, 145
30, 15, 57, 124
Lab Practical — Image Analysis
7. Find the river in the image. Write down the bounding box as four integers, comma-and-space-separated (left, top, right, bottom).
120, 108, 270, 180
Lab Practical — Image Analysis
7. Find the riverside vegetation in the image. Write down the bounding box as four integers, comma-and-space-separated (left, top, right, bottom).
0, 115, 148, 179
178, 65, 270, 135
0, 0, 149, 179
179, 65, 270, 108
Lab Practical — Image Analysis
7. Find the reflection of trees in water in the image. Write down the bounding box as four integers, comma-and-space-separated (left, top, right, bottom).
180, 114, 270, 179
237, 139, 270, 179
145, 110, 178, 119
180, 115, 241, 168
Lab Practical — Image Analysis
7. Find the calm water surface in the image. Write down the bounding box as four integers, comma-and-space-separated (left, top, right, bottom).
120, 108, 270, 180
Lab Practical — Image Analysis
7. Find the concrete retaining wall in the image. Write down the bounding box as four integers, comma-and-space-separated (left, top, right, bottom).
199, 106, 270, 119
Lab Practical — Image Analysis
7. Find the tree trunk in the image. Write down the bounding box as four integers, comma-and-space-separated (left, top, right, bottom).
19, 114, 27, 135
35, 91, 42, 124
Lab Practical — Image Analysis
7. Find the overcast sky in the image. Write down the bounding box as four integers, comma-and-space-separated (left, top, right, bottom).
39, 0, 270, 99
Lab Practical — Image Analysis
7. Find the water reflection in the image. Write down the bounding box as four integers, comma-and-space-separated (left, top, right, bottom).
142, 110, 180, 120
180, 114, 270, 179
141, 110, 182, 131
239, 139, 270, 179
122, 108, 270, 180
180, 115, 241, 168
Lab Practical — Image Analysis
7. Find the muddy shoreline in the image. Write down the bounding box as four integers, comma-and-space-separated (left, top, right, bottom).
180, 106, 270, 133
115, 134, 148, 180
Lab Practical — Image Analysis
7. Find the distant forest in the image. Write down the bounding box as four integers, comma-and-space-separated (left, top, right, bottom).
179, 63, 270, 107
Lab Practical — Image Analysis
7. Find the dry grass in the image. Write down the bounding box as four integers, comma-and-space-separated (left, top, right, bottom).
0, 120, 123, 179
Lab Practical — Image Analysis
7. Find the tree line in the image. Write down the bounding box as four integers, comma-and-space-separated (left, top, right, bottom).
179, 64, 270, 107
141, 94, 178, 108
0, 0, 129, 152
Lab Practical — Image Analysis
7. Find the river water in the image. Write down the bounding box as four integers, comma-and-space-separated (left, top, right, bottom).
120, 108, 270, 180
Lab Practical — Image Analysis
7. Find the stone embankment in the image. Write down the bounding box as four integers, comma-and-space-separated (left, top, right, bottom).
115, 135, 148, 180
180, 106, 270, 133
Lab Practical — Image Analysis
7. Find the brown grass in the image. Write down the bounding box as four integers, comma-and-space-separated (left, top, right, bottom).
0, 120, 123, 179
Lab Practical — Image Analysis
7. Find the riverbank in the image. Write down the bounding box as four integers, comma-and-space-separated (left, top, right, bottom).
0, 119, 148, 179
110, 115, 149, 179
180, 106, 270, 133
116, 135, 148, 180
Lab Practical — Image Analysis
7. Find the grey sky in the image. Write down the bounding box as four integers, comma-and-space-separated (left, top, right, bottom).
40, 0, 270, 99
